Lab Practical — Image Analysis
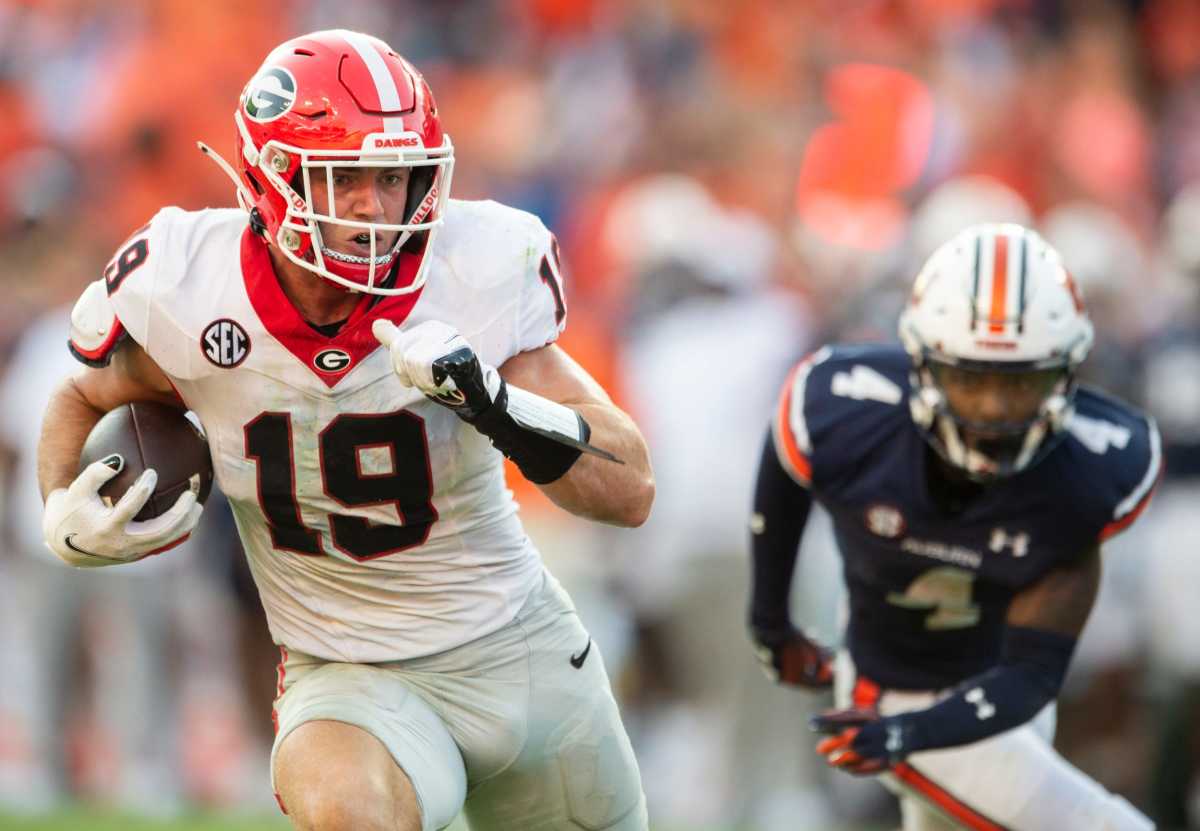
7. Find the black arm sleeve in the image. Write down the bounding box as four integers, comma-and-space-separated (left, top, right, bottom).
462, 378, 586, 485
862, 626, 1077, 759
749, 430, 813, 635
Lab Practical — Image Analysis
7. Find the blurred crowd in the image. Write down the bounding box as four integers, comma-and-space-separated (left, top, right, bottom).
3, 0, 1200, 828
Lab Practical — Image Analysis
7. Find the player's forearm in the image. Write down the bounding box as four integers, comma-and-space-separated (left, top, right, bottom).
38, 377, 105, 500
749, 433, 812, 633
537, 402, 654, 527
854, 626, 1076, 760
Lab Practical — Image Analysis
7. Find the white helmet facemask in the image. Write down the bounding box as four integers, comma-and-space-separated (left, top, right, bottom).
908, 359, 1073, 480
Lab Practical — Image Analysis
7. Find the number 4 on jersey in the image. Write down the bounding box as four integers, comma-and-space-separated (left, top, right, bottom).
886, 566, 981, 630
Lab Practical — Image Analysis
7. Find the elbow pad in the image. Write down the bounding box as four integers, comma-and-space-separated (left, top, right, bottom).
69, 280, 127, 368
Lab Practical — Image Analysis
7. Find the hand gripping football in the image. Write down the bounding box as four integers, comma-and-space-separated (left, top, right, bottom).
78, 402, 214, 521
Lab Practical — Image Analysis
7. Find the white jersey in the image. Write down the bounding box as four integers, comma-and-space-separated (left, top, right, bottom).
69, 201, 569, 662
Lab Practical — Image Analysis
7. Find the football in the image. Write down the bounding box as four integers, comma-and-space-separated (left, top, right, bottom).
78, 401, 214, 522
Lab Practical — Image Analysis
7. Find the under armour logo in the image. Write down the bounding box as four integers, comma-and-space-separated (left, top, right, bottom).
988, 528, 1029, 558
965, 687, 996, 720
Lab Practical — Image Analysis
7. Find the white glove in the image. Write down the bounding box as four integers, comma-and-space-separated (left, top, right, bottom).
372, 318, 501, 407
43, 460, 203, 568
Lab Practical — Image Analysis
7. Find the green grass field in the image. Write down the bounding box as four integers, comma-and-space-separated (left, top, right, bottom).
0, 811, 889, 831
0, 811, 289, 831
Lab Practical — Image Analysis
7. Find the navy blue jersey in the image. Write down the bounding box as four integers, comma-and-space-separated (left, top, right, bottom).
772, 344, 1161, 690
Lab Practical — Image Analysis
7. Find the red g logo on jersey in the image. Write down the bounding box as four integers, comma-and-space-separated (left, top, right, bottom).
202, 319, 251, 368
313, 348, 352, 374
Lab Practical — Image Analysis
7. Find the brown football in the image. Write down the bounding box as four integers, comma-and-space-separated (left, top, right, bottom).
78, 402, 214, 521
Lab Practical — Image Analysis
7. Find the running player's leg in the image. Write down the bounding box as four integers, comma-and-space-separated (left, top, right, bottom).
272, 657, 466, 831
835, 656, 1151, 831
462, 575, 647, 831
876, 697, 1152, 831
275, 720, 420, 831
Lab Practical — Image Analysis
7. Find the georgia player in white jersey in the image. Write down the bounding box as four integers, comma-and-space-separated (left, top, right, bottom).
37, 30, 654, 831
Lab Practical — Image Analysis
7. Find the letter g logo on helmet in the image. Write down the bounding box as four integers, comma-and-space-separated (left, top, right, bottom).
244, 67, 297, 122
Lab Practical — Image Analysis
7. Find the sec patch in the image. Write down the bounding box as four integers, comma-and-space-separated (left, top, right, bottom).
864, 503, 905, 539
202, 319, 251, 368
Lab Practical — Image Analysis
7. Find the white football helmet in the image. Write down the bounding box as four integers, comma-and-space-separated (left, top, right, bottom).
898, 223, 1095, 480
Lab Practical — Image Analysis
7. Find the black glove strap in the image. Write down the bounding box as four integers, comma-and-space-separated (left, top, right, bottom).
467, 380, 589, 484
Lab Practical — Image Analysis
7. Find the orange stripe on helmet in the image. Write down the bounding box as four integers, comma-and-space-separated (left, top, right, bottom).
892, 762, 1009, 830
988, 234, 1009, 334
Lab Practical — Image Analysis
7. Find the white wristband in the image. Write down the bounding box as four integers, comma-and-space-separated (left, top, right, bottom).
504, 384, 585, 442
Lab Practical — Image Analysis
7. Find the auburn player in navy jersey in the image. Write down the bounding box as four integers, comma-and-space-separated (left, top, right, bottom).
749, 224, 1160, 830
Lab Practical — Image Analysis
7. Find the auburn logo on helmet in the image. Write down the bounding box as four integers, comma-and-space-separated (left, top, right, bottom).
244, 67, 297, 122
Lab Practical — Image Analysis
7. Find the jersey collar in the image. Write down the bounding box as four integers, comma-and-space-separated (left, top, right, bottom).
240, 227, 423, 388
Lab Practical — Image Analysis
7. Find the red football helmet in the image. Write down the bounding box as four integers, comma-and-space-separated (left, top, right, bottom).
200, 29, 454, 294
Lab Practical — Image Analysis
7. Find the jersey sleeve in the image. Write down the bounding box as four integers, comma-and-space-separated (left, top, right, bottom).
770, 347, 833, 487
68, 213, 172, 367
513, 217, 568, 353
771, 344, 910, 492
72, 207, 213, 379
1096, 414, 1163, 542
102, 209, 174, 353
68, 279, 128, 368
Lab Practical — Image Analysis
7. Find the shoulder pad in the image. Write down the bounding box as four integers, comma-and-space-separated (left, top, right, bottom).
102, 207, 245, 379
436, 200, 567, 353
517, 213, 567, 350
772, 343, 911, 487
1062, 388, 1163, 543
68, 280, 127, 368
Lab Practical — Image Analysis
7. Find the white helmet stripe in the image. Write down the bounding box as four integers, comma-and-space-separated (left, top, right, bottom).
1015, 230, 1028, 333
339, 30, 407, 134
970, 232, 982, 330
974, 230, 996, 332
1004, 228, 1023, 333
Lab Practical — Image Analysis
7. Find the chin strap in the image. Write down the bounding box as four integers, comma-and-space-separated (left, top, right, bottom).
916, 364, 1056, 481
197, 142, 256, 214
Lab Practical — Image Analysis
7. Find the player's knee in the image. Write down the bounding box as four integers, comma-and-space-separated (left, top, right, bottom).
285, 774, 420, 831
276, 721, 422, 831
